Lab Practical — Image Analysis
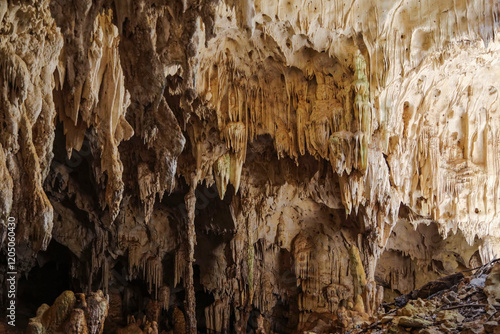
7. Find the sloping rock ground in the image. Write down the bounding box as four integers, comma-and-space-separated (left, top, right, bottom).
345, 261, 500, 334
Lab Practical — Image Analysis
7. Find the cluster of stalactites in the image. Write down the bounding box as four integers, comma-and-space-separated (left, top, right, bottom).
204, 299, 230, 334
125, 244, 171, 307
143, 256, 163, 300
380, 37, 500, 243
174, 247, 187, 289
329, 50, 372, 176
198, 49, 376, 202
212, 90, 248, 197
55, 10, 133, 221
127, 242, 141, 277
213, 153, 231, 199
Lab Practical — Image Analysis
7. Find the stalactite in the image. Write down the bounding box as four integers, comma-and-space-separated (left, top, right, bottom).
352, 50, 372, 172
230, 152, 245, 194
128, 243, 141, 278
159, 286, 170, 311
143, 256, 163, 300
213, 154, 230, 198
173, 307, 186, 334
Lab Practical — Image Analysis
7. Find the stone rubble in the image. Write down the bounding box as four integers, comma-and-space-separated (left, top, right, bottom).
348, 261, 500, 334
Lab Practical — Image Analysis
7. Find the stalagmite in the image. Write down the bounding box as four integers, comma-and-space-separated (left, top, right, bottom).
85, 291, 108, 334
205, 299, 228, 333
174, 248, 187, 288
128, 243, 141, 277
349, 245, 367, 312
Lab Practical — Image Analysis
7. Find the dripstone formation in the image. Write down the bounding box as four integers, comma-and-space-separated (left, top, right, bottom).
0, 0, 499, 333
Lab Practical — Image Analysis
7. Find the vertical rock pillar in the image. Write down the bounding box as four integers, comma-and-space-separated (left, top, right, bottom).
184, 175, 199, 334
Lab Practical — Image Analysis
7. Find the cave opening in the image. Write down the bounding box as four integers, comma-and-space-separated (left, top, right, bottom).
192, 181, 235, 333
49, 120, 98, 199
270, 300, 293, 334
16, 240, 72, 328
246, 308, 262, 333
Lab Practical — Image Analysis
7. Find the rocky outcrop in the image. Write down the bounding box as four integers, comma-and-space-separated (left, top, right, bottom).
0, 0, 499, 333
26, 290, 108, 334
351, 261, 500, 334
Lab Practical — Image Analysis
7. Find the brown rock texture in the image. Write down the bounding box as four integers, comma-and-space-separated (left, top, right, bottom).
352, 261, 500, 334
0, 0, 499, 333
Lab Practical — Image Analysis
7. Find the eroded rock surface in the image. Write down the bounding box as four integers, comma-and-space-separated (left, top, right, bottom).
352, 261, 500, 334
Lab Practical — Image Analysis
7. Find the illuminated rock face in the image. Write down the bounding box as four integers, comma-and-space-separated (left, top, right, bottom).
0, 0, 499, 332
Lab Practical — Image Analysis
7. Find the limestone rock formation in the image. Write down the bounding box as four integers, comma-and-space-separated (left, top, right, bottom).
352, 261, 500, 334
0, 0, 499, 333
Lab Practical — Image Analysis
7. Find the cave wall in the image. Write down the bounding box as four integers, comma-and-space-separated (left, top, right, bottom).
0, 0, 500, 333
